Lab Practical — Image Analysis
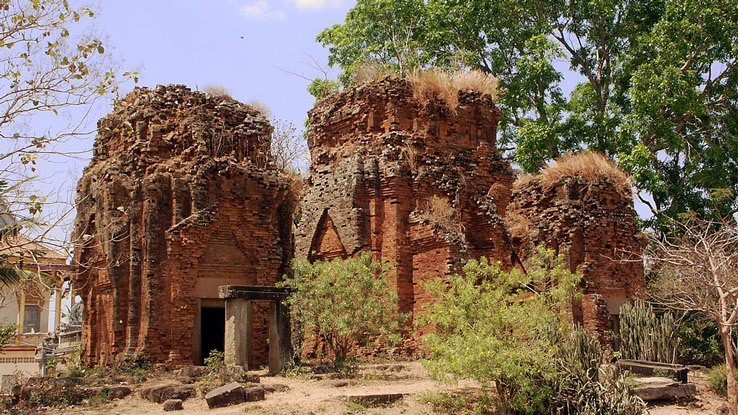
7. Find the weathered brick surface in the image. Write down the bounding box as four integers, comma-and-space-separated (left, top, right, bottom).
296, 78, 515, 330
297, 77, 644, 341
72, 85, 295, 366
507, 174, 645, 338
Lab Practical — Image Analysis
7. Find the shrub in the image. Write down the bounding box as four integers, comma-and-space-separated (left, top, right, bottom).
421, 246, 644, 415
202, 84, 231, 98
515, 152, 632, 198
421, 247, 581, 415
678, 311, 724, 366
708, 364, 738, 397
279, 252, 406, 366
617, 300, 680, 363
417, 195, 462, 234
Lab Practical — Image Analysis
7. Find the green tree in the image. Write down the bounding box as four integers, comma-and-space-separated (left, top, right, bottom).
317, 0, 738, 230
279, 252, 406, 366
0, 0, 135, 278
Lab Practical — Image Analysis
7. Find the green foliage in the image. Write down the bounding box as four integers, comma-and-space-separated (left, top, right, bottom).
318, 0, 738, 231
317, 0, 430, 84
0, 324, 16, 347
551, 329, 646, 415
708, 364, 737, 397
421, 247, 644, 415
678, 312, 725, 366
204, 349, 224, 370
420, 247, 581, 415
617, 301, 680, 363
279, 252, 406, 366
307, 78, 340, 100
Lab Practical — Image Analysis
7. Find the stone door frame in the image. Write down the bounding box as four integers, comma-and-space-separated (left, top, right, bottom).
218, 285, 292, 374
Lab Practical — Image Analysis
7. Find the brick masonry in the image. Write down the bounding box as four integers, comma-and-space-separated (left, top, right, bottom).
295, 77, 516, 330
72, 85, 295, 367
296, 77, 645, 341
507, 174, 645, 338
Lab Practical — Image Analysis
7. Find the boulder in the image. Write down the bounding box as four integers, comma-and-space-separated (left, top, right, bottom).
139, 384, 195, 403
347, 393, 404, 406
263, 383, 290, 393
204, 382, 245, 408
108, 386, 132, 400
243, 386, 266, 402
163, 398, 184, 411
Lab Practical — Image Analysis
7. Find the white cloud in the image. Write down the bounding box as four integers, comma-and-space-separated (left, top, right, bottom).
294, 0, 340, 9
239, 1, 286, 19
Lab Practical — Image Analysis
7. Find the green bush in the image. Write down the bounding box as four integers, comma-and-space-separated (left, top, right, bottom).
421, 247, 581, 415
708, 364, 738, 397
678, 312, 725, 366
421, 246, 645, 415
279, 252, 406, 367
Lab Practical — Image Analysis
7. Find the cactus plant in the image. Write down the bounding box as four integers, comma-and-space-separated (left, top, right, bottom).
618, 300, 680, 363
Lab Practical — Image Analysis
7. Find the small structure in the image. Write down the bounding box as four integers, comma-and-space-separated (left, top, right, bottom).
0, 232, 71, 376
73, 85, 296, 367
218, 285, 291, 373
507, 153, 645, 337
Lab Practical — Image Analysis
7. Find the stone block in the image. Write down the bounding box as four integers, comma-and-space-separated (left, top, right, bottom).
204, 382, 245, 409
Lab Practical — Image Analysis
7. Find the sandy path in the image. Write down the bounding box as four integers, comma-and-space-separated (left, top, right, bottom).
57, 362, 447, 415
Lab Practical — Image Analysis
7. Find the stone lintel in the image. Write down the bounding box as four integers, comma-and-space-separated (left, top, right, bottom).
218, 285, 292, 301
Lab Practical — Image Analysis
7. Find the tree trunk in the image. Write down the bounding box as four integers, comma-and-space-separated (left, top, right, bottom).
722, 328, 738, 415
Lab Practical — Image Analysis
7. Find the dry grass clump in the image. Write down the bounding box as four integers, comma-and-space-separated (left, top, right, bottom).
246, 99, 274, 118
408, 69, 499, 109
418, 195, 463, 234
453, 70, 500, 101
505, 211, 532, 242
515, 152, 632, 196
202, 84, 231, 98
351, 63, 395, 85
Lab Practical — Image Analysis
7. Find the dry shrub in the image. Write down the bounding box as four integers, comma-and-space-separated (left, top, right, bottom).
247, 99, 273, 118
202, 84, 231, 98
505, 211, 532, 242
419, 195, 463, 234
409, 69, 457, 108
402, 144, 418, 170
408, 69, 500, 109
540, 152, 631, 196
453, 70, 500, 101
351, 63, 394, 85
514, 152, 632, 197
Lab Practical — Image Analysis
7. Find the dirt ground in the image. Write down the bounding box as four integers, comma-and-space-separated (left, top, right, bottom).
51, 362, 727, 415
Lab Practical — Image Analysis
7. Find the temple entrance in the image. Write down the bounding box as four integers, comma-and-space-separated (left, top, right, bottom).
200, 306, 225, 363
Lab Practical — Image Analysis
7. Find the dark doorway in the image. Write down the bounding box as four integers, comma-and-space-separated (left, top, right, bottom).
200, 306, 225, 363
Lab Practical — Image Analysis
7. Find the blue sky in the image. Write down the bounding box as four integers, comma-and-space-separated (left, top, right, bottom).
98, 0, 352, 126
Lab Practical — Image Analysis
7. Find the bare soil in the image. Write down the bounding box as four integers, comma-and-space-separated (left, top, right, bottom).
47, 362, 728, 415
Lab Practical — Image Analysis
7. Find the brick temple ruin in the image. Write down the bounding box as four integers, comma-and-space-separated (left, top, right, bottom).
73, 77, 644, 367
297, 77, 644, 339
72, 85, 295, 367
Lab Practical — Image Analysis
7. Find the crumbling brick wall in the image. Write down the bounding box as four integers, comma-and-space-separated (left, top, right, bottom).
297, 78, 644, 343
506, 165, 645, 338
295, 77, 516, 329
73, 85, 295, 367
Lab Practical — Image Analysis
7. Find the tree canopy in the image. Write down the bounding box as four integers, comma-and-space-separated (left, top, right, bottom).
317, 0, 738, 230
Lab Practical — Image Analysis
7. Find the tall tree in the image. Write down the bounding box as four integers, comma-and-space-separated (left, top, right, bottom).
0, 0, 135, 277
648, 218, 738, 414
